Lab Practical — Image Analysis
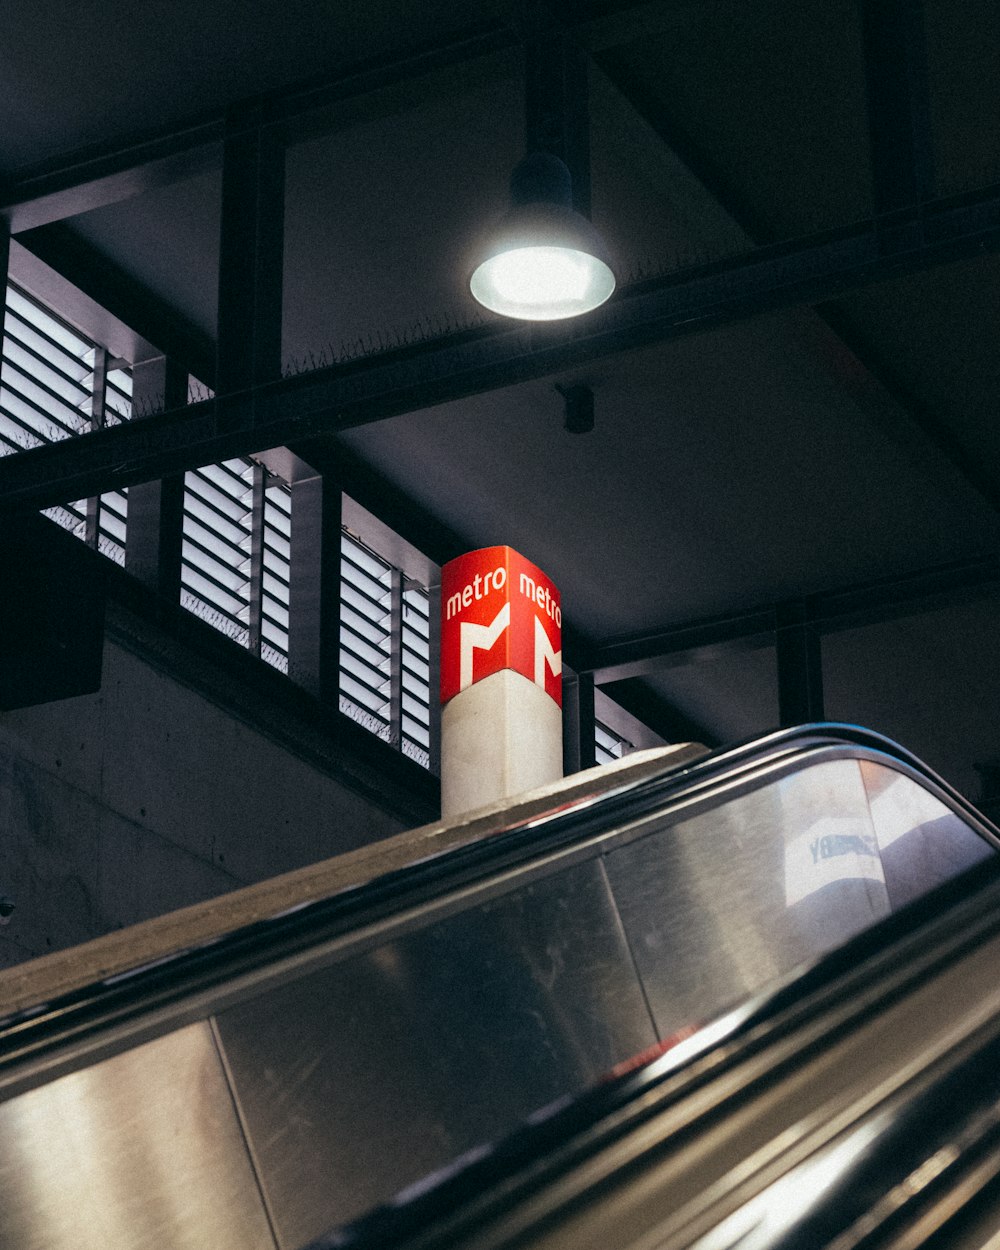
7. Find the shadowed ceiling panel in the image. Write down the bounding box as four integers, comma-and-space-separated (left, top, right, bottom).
595, 0, 873, 242
65, 172, 223, 344
620, 643, 779, 748
925, 0, 1000, 195
0, 0, 510, 174
824, 597, 1000, 801
339, 309, 1000, 640
826, 255, 1000, 489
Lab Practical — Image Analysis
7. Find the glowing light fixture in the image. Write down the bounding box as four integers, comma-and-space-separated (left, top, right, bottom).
470, 153, 615, 321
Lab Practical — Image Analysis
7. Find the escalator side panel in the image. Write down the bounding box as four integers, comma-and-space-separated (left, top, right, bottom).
605, 759, 894, 1038
0, 1021, 276, 1250
860, 760, 995, 911
214, 856, 656, 1250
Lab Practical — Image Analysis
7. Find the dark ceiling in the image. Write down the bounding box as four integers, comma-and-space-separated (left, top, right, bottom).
2, 0, 999, 801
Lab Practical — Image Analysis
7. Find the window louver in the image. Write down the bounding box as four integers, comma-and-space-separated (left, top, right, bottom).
260, 481, 291, 673
180, 458, 292, 670
340, 531, 432, 768
182, 459, 254, 647
2, 283, 131, 563
340, 532, 393, 741
401, 582, 430, 768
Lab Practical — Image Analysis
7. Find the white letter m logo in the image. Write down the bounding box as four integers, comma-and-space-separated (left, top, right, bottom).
534, 615, 561, 691
459, 603, 510, 691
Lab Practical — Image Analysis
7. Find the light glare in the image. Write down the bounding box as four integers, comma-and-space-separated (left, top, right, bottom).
490, 247, 591, 305
471, 245, 615, 321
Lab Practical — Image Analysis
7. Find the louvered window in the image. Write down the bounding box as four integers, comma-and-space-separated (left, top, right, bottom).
180, 458, 291, 669
400, 581, 430, 768
2, 285, 92, 449
340, 532, 393, 741
340, 530, 432, 767
260, 481, 291, 673
182, 459, 254, 646
2, 283, 131, 563
595, 718, 633, 766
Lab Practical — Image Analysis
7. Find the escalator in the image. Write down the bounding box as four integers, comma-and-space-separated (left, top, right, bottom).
0, 725, 995, 1250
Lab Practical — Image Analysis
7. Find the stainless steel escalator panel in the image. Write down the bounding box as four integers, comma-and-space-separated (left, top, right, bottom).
604, 758, 895, 1038
859, 759, 995, 910
0, 1021, 276, 1250
215, 855, 656, 1250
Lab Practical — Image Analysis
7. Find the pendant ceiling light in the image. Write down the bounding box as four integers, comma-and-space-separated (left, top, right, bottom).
470, 152, 616, 321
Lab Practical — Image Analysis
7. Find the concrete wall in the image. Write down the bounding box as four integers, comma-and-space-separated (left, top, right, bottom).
0, 639, 410, 971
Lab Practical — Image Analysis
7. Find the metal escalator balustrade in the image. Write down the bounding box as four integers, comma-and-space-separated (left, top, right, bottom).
0, 726, 995, 1250
345, 855, 1000, 1250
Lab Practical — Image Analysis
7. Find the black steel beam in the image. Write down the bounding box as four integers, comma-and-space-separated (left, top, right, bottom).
584, 554, 1000, 682
216, 109, 285, 393
587, 609, 776, 683
3, 127, 223, 235
860, 0, 935, 214
124, 357, 188, 600
0, 182, 998, 514
83, 346, 108, 550
775, 599, 824, 726
247, 463, 267, 657
562, 669, 597, 773
0, 222, 9, 379
287, 470, 343, 707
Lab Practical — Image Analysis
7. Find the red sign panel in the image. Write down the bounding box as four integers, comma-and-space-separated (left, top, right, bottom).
440, 546, 562, 708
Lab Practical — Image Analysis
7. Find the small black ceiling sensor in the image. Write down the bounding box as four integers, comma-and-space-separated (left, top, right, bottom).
555, 383, 595, 434
0, 896, 15, 925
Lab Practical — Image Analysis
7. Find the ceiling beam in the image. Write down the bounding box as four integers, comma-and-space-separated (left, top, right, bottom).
0, 182, 997, 513
582, 554, 1000, 682
0, 125, 223, 235
860, 0, 935, 213
0, 22, 517, 232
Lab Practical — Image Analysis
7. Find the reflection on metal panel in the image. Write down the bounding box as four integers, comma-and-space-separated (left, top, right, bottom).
0, 1022, 275, 1250
215, 858, 655, 1249
860, 759, 994, 910
605, 759, 893, 1038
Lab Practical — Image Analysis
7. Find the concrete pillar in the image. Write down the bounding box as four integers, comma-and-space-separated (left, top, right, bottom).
439, 546, 563, 818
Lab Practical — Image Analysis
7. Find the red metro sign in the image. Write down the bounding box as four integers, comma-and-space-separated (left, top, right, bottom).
440, 546, 562, 708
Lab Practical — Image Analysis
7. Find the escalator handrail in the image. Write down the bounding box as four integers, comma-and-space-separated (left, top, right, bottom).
0, 723, 994, 1079
305, 852, 1000, 1250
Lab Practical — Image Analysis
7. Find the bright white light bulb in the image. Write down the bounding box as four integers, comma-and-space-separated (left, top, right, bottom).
489, 247, 591, 305
470, 245, 615, 321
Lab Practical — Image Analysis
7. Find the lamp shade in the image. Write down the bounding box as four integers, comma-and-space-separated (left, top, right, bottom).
470, 154, 616, 321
